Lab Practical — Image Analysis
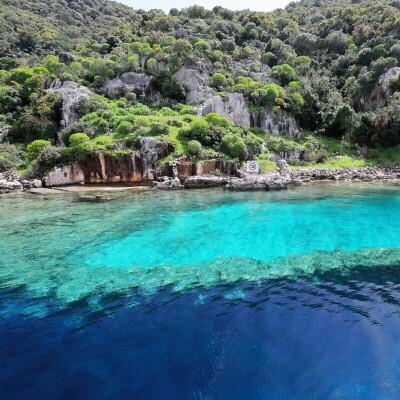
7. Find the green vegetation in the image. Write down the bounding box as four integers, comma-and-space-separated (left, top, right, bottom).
1, 0, 400, 175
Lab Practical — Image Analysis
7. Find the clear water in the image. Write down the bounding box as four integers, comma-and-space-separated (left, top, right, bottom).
1, 183, 400, 399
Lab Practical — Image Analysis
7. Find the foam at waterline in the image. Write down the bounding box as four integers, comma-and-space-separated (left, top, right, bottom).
1, 247, 400, 304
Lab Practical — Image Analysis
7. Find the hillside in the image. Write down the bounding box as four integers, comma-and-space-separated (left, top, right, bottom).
1, 0, 400, 177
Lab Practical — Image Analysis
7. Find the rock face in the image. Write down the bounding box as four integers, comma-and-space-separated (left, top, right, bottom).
43, 163, 85, 187
43, 138, 174, 186
199, 93, 251, 128
152, 177, 184, 190
140, 137, 173, 181
174, 67, 210, 103
47, 80, 93, 126
252, 109, 300, 138
155, 159, 239, 179
101, 72, 151, 99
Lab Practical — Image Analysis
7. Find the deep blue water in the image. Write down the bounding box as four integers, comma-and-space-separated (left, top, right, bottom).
2, 183, 400, 399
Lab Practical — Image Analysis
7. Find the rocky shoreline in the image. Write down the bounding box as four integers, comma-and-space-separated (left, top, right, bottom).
2, 161, 400, 195
153, 160, 400, 191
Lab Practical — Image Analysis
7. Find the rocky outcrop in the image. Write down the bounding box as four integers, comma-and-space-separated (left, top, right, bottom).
47, 80, 93, 126
0, 172, 42, 193
227, 174, 291, 191
100, 72, 151, 99
378, 67, 400, 96
199, 93, 251, 128
174, 67, 210, 103
152, 177, 184, 190
183, 176, 229, 188
251, 109, 300, 138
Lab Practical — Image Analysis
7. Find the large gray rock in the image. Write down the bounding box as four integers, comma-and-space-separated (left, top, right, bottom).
378, 67, 400, 96
47, 81, 93, 126
174, 68, 210, 103
199, 93, 251, 128
254, 110, 300, 138
101, 72, 151, 98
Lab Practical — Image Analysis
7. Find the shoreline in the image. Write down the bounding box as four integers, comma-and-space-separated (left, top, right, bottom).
2, 161, 400, 196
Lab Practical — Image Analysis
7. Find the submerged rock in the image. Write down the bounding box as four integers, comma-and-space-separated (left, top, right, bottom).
77, 195, 111, 203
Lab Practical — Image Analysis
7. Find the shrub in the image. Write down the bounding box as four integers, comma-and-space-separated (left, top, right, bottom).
187, 140, 203, 157
149, 122, 169, 136
0, 144, 22, 171
115, 121, 134, 136
221, 134, 247, 160
37, 146, 63, 169
27, 139, 51, 161
205, 112, 230, 128
59, 122, 95, 145
69, 133, 90, 147
181, 118, 211, 145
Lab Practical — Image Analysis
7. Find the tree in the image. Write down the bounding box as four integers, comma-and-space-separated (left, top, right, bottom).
326, 31, 348, 54
272, 64, 296, 84
27, 139, 51, 161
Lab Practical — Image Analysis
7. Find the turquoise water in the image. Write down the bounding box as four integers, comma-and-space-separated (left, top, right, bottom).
1, 183, 400, 304
2, 183, 400, 399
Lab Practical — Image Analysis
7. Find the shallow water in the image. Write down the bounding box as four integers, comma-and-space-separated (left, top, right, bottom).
1, 183, 400, 399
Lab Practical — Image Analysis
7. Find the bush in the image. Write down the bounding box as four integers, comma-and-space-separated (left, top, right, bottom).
37, 146, 63, 170
149, 122, 169, 136
181, 118, 211, 145
0, 144, 22, 171
27, 139, 51, 161
187, 140, 203, 157
222, 134, 247, 160
59, 122, 95, 145
69, 133, 90, 147
115, 121, 134, 136
204, 112, 230, 128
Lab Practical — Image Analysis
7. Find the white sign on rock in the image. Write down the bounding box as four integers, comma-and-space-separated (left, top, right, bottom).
246, 161, 259, 173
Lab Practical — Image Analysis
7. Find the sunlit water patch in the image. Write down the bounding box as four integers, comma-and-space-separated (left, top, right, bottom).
2, 184, 400, 398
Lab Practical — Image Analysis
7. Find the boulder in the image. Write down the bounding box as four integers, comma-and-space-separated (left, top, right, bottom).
77, 195, 111, 203
47, 80, 93, 126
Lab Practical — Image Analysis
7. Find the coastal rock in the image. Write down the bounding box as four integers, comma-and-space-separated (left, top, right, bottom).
198, 93, 251, 128
153, 177, 183, 190
47, 80, 93, 126
77, 195, 111, 203
101, 72, 151, 99
0, 180, 23, 193
183, 175, 228, 188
